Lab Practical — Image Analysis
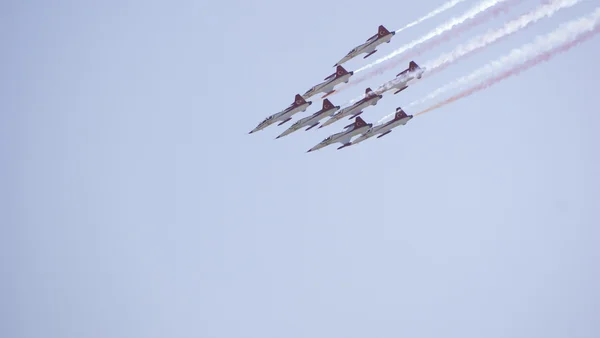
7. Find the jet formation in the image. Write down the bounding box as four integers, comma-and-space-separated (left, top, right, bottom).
249, 24, 424, 152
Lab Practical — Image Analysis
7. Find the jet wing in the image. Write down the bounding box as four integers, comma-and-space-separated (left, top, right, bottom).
338, 136, 353, 146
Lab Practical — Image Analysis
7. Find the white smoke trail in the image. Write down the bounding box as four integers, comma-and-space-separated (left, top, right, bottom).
395, 0, 468, 33
353, 0, 577, 106
378, 7, 600, 123
355, 0, 512, 73
423, 0, 582, 72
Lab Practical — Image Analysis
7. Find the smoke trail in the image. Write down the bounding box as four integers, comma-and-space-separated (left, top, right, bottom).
414, 18, 600, 117
337, 0, 519, 98
354, 0, 514, 74
424, 0, 582, 76
404, 7, 600, 111
396, 0, 468, 33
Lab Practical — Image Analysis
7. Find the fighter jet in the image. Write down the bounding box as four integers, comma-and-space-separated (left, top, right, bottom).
302, 65, 353, 100
351, 107, 413, 145
249, 94, 312, 134
319, 88, 382, 129
334, 25, 396, 67
307, 116, 372, 152
385, 61, 425, 95
276, 99, 340, 139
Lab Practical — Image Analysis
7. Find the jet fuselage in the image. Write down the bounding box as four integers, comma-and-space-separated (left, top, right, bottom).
320, 94, 382, 128
277, 104, 340, 138
308, 123, 372, 152
249, 101, 312, 133
302, 72, 353, 99
387, 67, 426, 94
352, 115, 413, 144
336, 33, 395, 66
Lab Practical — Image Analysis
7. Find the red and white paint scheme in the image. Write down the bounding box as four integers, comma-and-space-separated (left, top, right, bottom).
307, 116, 372, 152
276, 99, 341, 139
351, 107, 413, 145
319, 87, 382, 128
249, 94, 312, 134
302, 65, 354, 100
386, 61, 425, 95
334, 25, 396, 67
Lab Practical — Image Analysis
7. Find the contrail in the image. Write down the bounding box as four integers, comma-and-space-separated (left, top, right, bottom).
424, 0, 582, 76
395, 0, 469, 33
401, 6, 600, 113
354, 0, 516, 74
413, 13, 600, 117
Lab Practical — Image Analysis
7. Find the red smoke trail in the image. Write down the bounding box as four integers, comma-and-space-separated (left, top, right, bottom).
338, 0, 522, 93
414, 26, 600, 117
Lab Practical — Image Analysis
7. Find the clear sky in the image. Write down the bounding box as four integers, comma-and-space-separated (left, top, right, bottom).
2, 0, 599, 337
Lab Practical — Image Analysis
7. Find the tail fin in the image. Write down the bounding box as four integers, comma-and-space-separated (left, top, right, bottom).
322, 98, 334, 110
354, 116, 367, 128
324, 65, 349, 81
335, 65, 349, 77
365, 87, 375, 96
409, 61, 421, 71
294, 94, 306, 105
395, 107, 408, 119
343, 116, 366, 129
378, 25, 391, 36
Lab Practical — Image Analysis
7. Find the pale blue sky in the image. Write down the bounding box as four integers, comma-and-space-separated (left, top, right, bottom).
2, 1, 599, 338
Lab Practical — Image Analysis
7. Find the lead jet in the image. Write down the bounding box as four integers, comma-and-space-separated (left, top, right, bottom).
351, 107, 413, 145
276, 99, 340, 139
319, 87, 382, 129
385, 61, 425, 95
302, 65, 353, 100
307, 116, 372, 152
334, 25, 396, 67
249, 94, 312, 134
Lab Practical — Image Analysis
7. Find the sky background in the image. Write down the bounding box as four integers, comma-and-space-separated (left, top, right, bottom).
1, 0, 599, 337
